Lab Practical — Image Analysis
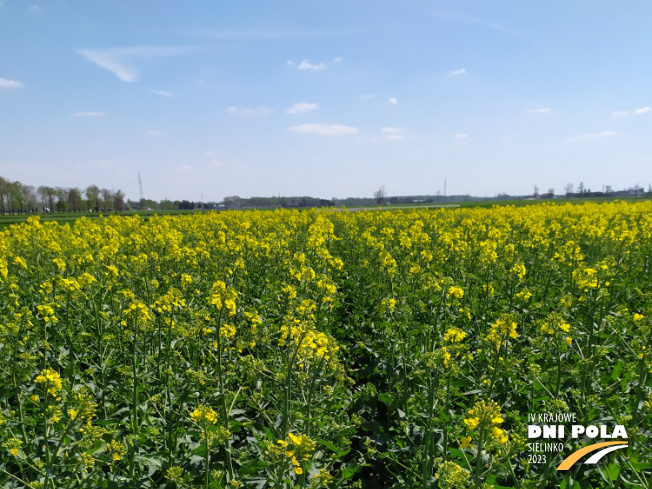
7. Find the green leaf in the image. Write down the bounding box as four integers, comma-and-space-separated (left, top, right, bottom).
611, 361, 623, 381
606, 463, 620, 481
341, 466, 360, 479
378, 392, 392, 404
316, 438, 338, 452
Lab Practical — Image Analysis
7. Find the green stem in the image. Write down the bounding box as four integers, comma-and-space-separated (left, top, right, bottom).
204, 429, 210, 489
215, 310, 234, 481
0, 468, 36, 489
43, 394, 51, 489
473, 426, 486, 489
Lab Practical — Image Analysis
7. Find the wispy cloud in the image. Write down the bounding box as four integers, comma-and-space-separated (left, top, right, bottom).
454, 133, 469, 139
287, 59, 327, 71
72, 111, 105, 117
576, 131, 616, 140
287, 102, 318, 114
194, 28, 344, 41
145, 129, 162, 136
29, 5, 41, 13
151, 90, 174, 97
77, 46, 201, 82
289, 123, 358, 136
381, 127, 414, 141
434, 12, 510, 34
449, 68, 466, 75
0, 77, 24, 88
78, 49, 137, 82
333, 56, 343, 63
360, 94, 375, 99
388, 97, 398, 105
527, 108, 552, 114
226, 106, 273, 116
612, 106, 650, 117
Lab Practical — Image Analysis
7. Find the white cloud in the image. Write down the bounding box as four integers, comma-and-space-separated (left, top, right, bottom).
577, 131, 615, 139
151, 90, 174, 97
527, 108, 552, 114
360, 94, 375, 99
388, 97, 398, 105
450, 68, 466, 75
333, 56, 343, 63
29, 5, 41, 13
145, 129, 162, 136
454, 133, 469, 139
297, 59, 326, 71
287, 59, 327, 71
226, 106, 273, 116
72, 111, 105, 117
287, 102, 318, 114
78, 49, 138, 82
77, 46, 200, 82
0, 77, 24, 88
381, 127, 413, 141
611, 107, 650, 117
289, 123, 359, 136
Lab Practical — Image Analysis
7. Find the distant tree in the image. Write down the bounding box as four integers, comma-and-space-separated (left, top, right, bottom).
86, 185, 101, 212
0, 177, 9, 214
578, 182, 585, 196
23, 185, 38, 213
38, 186, 49, 212
548, 188, 555, 196
67, 187, 82, 212
374, 185, 387, 206
46, 187, 56, 212
100, 188, 113, 212
223, 196, 242, 209
9, 181, 25, 213
55, 188, 69, 212
564, 183, 574, 196
113, 190, 125, 211
533, 185, 539, 197
160, 199, 177, 210
605, 185, 613, 194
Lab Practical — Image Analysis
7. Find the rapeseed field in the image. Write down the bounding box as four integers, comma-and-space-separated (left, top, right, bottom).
1, 203, 650, 488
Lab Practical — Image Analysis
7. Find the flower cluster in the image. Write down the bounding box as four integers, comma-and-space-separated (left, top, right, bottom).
35, 368, 63, 396
463, 399, 508, 445
190, 405, 218, 425
540, 314, 573, 346
485, 318, 518, 349
277, 432, 316, 475
210, 280, 237, 316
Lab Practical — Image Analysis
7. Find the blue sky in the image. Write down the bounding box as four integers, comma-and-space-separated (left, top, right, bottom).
2, 1, 652, 202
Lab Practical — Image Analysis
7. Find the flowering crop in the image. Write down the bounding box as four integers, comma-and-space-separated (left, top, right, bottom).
0, 203, 650, 488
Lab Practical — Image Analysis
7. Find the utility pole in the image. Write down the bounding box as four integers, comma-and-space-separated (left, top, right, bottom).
139, 173, 144, 202
444, 177, 447, 199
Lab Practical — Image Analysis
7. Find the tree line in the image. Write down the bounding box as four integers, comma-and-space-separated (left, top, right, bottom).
0, 177, 126, 215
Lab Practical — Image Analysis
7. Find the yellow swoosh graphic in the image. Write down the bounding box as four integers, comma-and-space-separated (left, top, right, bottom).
557, 441, 628, 470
